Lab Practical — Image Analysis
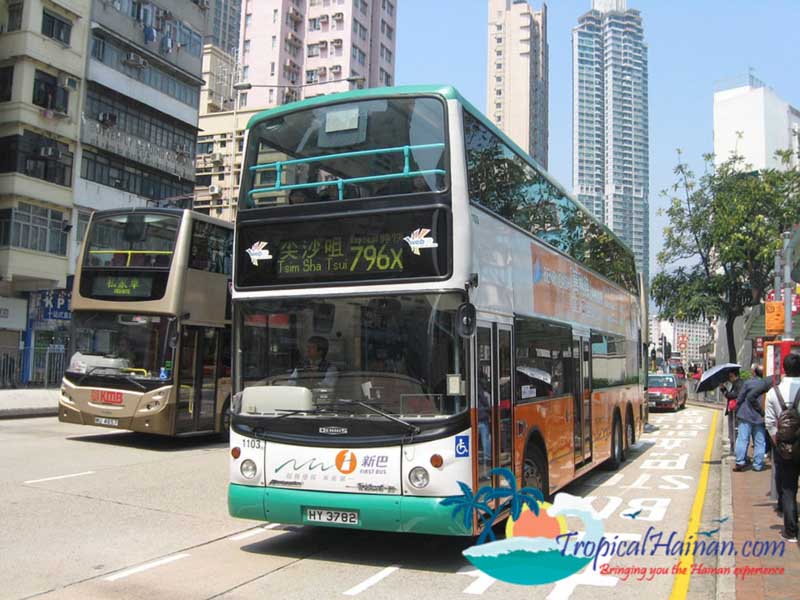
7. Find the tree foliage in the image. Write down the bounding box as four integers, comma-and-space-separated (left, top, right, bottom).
652, 150, 800, 361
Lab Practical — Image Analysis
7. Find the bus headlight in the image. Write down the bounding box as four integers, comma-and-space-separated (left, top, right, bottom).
408, 466, 429, 489
240, 459, 258, 480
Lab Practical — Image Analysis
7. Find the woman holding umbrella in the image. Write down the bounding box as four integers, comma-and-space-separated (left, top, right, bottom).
721, 370, 743, 453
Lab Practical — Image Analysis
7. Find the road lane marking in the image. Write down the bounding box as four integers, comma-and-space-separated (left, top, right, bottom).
24, 471, 95, 484
343, 565, 400, 596
229, 523, 281, 541
104, 554, 189, 582
456, 566, 496, 595
669, 409, 718, 600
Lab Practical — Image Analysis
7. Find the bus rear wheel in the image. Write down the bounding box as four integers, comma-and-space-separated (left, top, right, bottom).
604, 416, 624, 470
523, 446, 549, 500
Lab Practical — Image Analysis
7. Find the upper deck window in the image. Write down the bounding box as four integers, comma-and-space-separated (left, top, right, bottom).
239, 96, 447, 209
83, 213, 180, 270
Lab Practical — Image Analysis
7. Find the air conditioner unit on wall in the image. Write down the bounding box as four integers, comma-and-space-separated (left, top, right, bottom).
208, 185, 221, 195
39, 147, 57, 158
58, 74, 79, 91
124, 53, 147, 68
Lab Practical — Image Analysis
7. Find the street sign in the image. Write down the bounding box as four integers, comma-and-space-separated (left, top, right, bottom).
765, 301, 785, 336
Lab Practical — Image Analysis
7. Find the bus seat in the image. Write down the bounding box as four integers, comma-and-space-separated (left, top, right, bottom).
242, 385, 313, 415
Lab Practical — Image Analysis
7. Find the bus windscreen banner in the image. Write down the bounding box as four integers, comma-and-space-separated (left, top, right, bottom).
235, 209, 449, 287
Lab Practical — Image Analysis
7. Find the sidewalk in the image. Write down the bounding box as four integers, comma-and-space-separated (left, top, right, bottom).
0, 388, 59, 419
724, 424, 800, 599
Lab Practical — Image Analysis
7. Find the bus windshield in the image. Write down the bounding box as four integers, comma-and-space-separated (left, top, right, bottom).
240, 97, 447, 208
236, 293, 467, 419
67, 311, 176, 381
83, 212, 180, 269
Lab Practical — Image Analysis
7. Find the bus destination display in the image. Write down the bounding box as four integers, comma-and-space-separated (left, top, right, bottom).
91, 275, 154, 298
236, 209, 449, 287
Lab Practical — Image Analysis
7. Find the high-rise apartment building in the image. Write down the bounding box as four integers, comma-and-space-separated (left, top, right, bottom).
194, 0, 397, 221
0, 0, 92, 378
206, 0, 241, 56
486, 0, 548, 168
237, 0, 396, 109
573, 0, 649, 281
0, 0, 206, 385
713, 74, 800, 171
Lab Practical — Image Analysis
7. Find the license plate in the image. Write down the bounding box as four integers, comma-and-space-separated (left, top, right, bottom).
94, 417, 119, 427
648, 401, 656, 408
305, 508, 359, 525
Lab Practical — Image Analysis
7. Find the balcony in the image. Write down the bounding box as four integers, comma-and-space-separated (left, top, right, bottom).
80, 116, 195, 180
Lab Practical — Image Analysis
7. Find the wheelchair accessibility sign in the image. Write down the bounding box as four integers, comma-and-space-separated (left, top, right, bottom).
455, 435, 469, 458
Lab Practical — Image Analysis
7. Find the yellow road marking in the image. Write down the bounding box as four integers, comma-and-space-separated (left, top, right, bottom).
669, 408, 719, 599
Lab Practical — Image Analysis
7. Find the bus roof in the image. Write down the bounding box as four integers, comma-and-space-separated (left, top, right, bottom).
246, 84, 637, 274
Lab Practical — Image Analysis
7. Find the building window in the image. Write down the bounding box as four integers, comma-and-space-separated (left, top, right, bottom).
352, 19, 367, 40
0, 131, 73, 188
7, 2, 22, 31
242, 66, 249, 80
42, 11, 72, 45
0, 202, 68, 256
305, 69, 318, 84
270, 62, 275, 76
308, 17, 320, 30
307, 43, 319, 57
382, 0, 394, 16
0, 66, 12, 102
33, 70, 68, 114
273, 9, 278, 23
380, 19, 393, 40
268, 89, 274, 103
77, 212, 92, 243
379, 68, 392, 86
351, 46, 366, 65
80, 148, 193, 202
271, 35, 276, 49
245, 13, 252, 27
238, 92, 247, 107
380, 44, 392, 64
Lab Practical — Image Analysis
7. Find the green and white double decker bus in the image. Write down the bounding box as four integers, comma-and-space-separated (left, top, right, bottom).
229, 86, 645, 536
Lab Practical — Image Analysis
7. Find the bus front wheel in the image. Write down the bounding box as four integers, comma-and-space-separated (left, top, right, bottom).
523, 446, 549, 500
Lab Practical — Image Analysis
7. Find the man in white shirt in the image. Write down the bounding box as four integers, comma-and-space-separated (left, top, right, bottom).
764, 352, 800, 544
289, 336, 338, 389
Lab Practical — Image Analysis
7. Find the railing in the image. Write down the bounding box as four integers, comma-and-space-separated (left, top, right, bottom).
30, 347, 66, 388
247, 143, 446, 202
0, 347, 23, 388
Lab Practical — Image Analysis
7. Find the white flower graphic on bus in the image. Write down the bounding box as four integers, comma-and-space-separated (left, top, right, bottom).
246, 241, 273, 266
403, 228, 439, 255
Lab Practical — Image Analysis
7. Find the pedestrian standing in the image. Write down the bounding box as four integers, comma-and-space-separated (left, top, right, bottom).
764, 353, 800, 544
733, 365, 771, 471
721, 370, 743, 454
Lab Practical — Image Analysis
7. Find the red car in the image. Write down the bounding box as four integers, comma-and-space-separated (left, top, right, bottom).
647, 373, 687, 411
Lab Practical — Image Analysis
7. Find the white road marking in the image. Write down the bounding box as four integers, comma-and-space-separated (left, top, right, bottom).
104, 554, 189, 582
343, 565, 400, 596
229, 523, 281, 541
457, 566, 497, 595
24, 471, 95, 484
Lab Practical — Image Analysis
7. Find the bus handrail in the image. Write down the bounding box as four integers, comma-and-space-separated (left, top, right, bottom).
246, 142, 446, 202
89, 249, 173, 268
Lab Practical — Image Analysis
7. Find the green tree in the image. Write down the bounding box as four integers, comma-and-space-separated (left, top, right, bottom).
652, 151, 800, 362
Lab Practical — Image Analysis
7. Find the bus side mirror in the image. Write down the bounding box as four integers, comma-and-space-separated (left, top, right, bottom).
456, 303, 476, 338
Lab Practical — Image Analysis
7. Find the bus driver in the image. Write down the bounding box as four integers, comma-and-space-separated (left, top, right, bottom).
289, 336, 338, 389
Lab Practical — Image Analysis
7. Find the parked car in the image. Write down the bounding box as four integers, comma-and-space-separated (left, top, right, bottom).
647, 373, 687, 411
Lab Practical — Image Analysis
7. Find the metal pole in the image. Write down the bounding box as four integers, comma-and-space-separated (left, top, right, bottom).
775, 245, 783, 303
784, 231, 794, 340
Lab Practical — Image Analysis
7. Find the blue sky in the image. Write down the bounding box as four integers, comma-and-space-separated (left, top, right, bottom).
395, 0, 800, 277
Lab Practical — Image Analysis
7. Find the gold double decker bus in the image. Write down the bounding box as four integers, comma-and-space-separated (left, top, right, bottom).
59, 208, 234, 437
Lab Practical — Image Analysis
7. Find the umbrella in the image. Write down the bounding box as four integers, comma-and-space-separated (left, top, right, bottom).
696, 363, 741, 393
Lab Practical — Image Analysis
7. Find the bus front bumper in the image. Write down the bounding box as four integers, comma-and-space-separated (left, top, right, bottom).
228, 484, 472, 536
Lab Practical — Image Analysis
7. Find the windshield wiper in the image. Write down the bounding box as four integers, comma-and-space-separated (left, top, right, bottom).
122, 375, 146, 391
334, 398, 421, 435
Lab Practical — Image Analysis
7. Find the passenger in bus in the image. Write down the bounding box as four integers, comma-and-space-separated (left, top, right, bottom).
289, 189, 316, 205
289, 335, 338, 388
477, 372, 492, 460
116, 337, 136, 366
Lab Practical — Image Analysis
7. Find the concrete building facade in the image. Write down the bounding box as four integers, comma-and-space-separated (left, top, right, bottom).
237, 0, 396, 109
0, 0, 206, 385
573, 0, 649, 281
713, 74, 800, 170
486, 0, 548, 168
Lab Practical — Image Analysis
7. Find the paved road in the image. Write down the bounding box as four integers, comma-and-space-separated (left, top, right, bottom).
1, 408, 724, 600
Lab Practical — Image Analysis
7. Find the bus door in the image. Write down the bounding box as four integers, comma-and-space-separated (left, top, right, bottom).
475, 321, 513, 490
572, 335, 593, 465
175, 326, 220, 433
